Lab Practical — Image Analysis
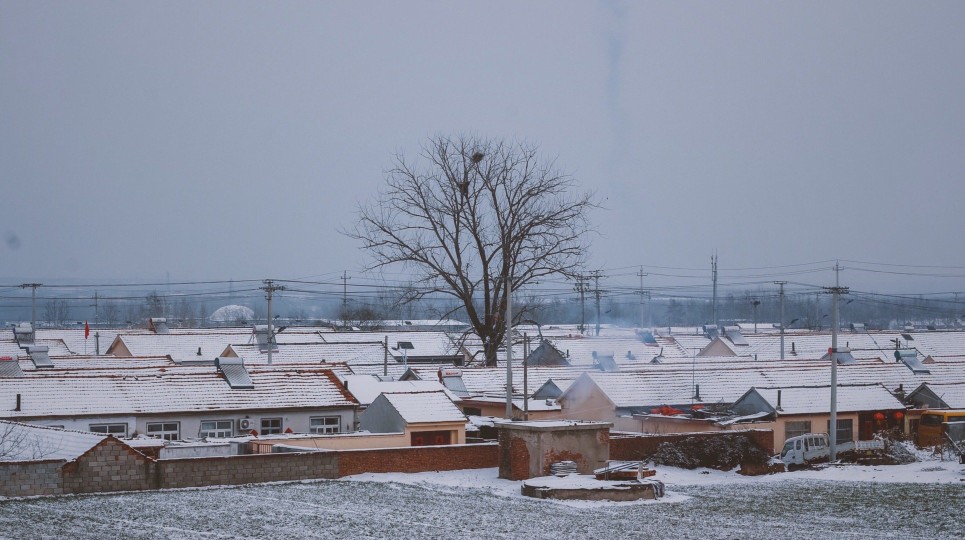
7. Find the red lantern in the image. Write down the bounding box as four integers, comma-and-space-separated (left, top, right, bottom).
873, 412, 886, 421
893, 411, 905, 421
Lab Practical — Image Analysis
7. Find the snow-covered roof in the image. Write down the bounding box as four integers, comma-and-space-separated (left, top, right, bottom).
379, 391, 466, 424
0, 421, 108, 462
911, 382, 965, 408
0, 367, 356, 419
342, 375, 459, 405
225, 341, 385, 366
748, 384, 906, 415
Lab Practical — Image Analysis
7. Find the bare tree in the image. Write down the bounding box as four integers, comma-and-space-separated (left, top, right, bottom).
101, 300, 120, 326
349, 135, 595, 366
43, 299, 71, 327
0, 421, 58, 461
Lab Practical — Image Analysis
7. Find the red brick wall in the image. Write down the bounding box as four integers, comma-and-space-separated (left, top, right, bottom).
610, 429, 774, 460
336, 443, 498, 477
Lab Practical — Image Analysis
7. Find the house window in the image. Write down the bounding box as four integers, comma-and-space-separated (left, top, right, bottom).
200, 420, 234, 438
309, 416, 341, 434
827, 419, 854, 442
784, 421, 811, 440
89, 423, 128, 437
463, 407, 482, 417
261, 418, 283, 435
146, 422, 180, 441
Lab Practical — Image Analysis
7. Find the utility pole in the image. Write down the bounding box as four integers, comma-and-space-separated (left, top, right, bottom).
574, 275, 589, 334
592, 270, 604, 336
774, 281, 787, 360
824, 262, 848, 461
505, 273, 513, 419
340, 271, 351, 308
523, 332, 529, 421
711, 254, 718, 327
750, 298, 761, 333
637, 267, 648, 329
21, 283, 42, 329
261, 279, 286, 365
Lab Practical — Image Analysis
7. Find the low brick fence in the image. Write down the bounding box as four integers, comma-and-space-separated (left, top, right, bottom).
157, 451, 340, 489
337, 442, 498, 477
0, 442, 499, 498
610, 429, 774, 460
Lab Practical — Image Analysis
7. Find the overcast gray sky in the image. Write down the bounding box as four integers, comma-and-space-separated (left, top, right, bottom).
3, 1, 965, 294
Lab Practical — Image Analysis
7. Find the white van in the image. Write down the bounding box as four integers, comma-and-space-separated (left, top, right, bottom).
779, 433, 857, 465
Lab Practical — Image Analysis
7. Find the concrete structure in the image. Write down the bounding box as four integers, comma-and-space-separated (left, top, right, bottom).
496, 420, 611, 480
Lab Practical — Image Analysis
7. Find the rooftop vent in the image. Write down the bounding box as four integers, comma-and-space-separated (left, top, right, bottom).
215, 357, 254, 389
723, 325, 748, 346
0, 356, 24, 378
25, 345, 53, 369
12, 323, 35, 346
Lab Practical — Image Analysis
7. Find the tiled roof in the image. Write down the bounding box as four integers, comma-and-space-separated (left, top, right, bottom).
0, 421, 108, 462
226, 342, 385, 365
0, 367, 356, 419
379, 391, 466, 424
915, 382, 965, 408
751, 384, 906, 415
341, 375, 459, 405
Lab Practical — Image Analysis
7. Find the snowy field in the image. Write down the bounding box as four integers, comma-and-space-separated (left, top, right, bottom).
0, 460, 962, 539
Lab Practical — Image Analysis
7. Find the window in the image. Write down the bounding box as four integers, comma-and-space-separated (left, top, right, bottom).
463, 407, 482, 417
261, 418, 282, 435
200, 420, 234, 438
89, 423, 127, 437
146, 422, 180, 441
785, 421, 811, 440
827, 419, 854, 442
309, 416, 341, 434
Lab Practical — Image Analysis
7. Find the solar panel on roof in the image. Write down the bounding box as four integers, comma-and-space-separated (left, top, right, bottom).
895, 349, 930, 375
723, 326, 748, 346
216, 357, 254, 389
901, 333, 914, 341
13, 323, 35, 345
0, 357, 24, 377
639, 329, 657, 345
26, 345, 53, 369
703, 325, 719, 340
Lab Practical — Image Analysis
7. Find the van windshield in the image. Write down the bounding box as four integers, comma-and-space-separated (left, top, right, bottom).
781, 441, 794, 457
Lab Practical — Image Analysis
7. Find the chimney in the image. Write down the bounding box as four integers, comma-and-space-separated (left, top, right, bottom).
776, 390, 783, 411
791, 342, 796, 355
694, 384, 701, 401
15, 393, 21, 412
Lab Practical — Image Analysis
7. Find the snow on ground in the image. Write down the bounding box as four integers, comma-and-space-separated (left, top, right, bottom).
344, 456, 964, 493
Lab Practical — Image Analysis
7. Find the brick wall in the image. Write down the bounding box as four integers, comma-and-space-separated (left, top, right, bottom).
157, 451, 339, 489
2, 442, 499, 498
62, 438, 155, 494
0, 460, 64, 497
336, 442, 498, 477
610, 429, 775, 460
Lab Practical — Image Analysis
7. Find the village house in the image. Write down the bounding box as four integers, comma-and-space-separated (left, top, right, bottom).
358, 390, 467, 445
